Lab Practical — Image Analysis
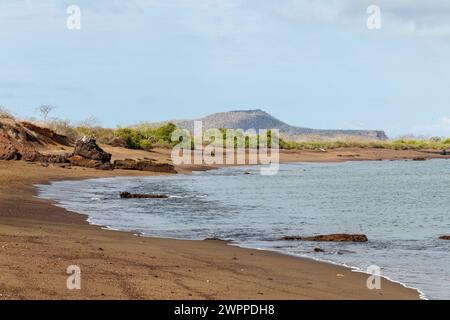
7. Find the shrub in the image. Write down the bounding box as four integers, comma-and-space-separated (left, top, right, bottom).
0, 106, 14, 119
138, 139, 153, 151
46, 119, 79, 141
109, 124, 177, 151
114, 128, 143, 149
75, 126, 115, 144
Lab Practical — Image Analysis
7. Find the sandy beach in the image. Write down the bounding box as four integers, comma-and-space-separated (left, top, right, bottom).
2, 147, 446, 300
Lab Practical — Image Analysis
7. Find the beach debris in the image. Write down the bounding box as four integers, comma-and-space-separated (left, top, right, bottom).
113, 158, 176, 173
336, 274, 345, 278
439, 235, 450, 240
243, 171, 251, 175
412, 157, 427, 161
280, 234, 368, 242
313, 247, 325, 253
120, 192, 169, 199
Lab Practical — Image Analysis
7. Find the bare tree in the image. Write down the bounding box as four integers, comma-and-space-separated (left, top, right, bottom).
36, 105, 56, 121
79, 115, 100, 128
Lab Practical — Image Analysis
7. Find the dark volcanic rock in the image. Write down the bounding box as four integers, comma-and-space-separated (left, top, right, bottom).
0, 143, 21, 160
23, 151, 72, 164
74, 137, 111, 164
281, 234, 368, 242
114, 159, 176, 173
96, 163, 114, 171
21, 151, 45, 162
135, 160, 176, 173
120, 192, 169, 199
69, 155, 103, 168
113, 159, 139, 170
46, 153, 73, 164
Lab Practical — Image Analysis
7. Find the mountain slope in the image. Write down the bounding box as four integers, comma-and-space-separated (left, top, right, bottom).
170, 110, 388, 141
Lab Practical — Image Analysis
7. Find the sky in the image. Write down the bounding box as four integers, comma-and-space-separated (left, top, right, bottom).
1, 0, 450, 137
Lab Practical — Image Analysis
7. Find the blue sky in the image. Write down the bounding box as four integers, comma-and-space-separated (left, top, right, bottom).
1, 0, 450, 137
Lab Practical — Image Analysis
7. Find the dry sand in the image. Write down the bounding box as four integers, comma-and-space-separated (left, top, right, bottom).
2, 147, 445, 300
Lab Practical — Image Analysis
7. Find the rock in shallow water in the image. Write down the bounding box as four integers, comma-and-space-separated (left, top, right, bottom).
439, 235, 450, 240
281, 234, 368, 242
120, 192, 169, 199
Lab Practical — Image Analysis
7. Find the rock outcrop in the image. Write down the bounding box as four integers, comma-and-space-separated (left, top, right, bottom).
113, 159, 176, 173
20, 122, 73, 146
0, 143, 21, 160
68, 155, 108, 169
23, 151, 72, 164
0, 118, 72, 161
68, 137, 113, 169
73, 137, 111, 164
281, 234, 368, 242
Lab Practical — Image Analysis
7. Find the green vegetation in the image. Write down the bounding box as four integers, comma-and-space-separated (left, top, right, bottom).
45, 119, 178, 151
279, 138, 450, 151
215, 130, 450, 151
76, 123, 177, 151
212, 128, 277, 149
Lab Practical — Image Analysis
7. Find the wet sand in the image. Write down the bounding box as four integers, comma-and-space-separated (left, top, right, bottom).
2, 147, 443, 300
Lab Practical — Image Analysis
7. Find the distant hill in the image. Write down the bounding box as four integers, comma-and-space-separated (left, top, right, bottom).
161, 109, 388, 141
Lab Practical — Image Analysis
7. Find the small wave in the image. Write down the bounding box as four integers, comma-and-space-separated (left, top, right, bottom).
168, 194, 208, 199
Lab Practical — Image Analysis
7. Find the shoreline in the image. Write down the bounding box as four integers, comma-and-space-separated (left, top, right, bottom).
35, 165, 429, 300
237, 244, 428, 300
2, 147, 447, 299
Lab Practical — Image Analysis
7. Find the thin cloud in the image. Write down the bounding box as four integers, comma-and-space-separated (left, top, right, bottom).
412, 117, 450, 136
275, 0, 450, 38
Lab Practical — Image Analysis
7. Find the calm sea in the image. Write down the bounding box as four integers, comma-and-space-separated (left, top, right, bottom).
36, 160, 450, 299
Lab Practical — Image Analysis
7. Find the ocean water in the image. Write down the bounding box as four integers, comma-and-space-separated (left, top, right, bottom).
36, 160, 450, 299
